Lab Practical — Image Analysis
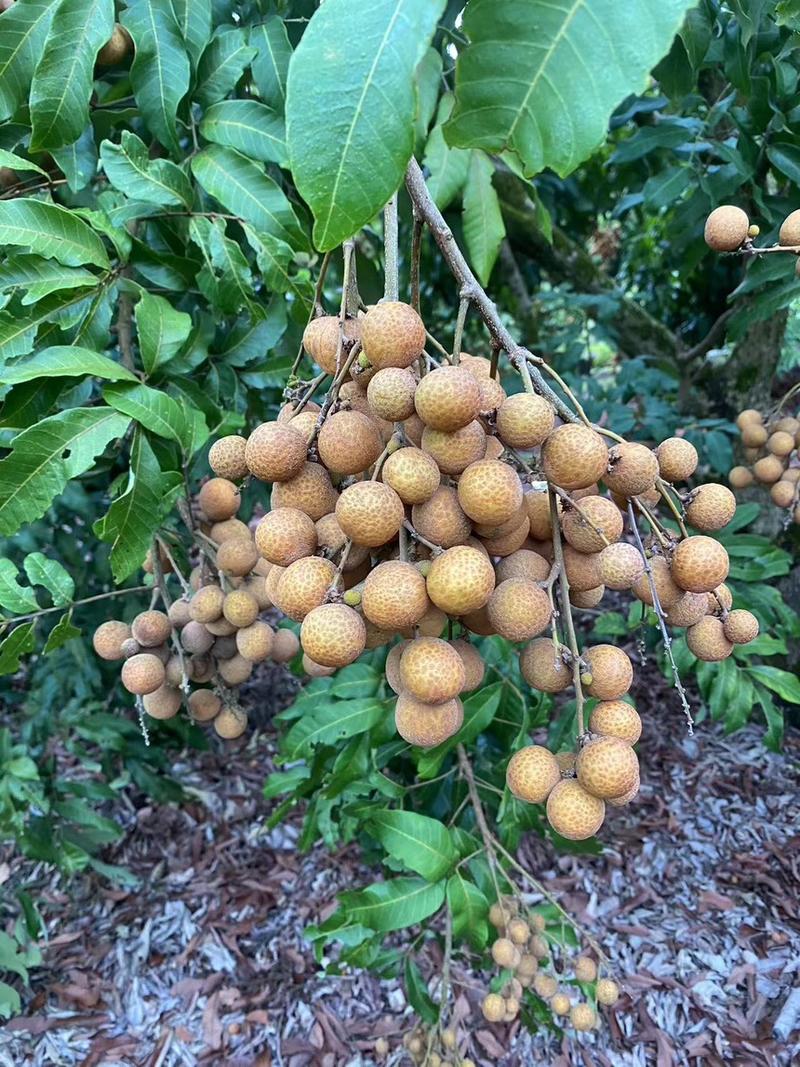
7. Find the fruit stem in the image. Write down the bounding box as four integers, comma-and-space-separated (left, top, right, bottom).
425, 329, 453, 364
534, 360, 596, 431
398, 521, 409, 562
0, 584, 151, 629
655, 477, 689, 539
548, 488, 586, 736
156, 535, 191, 595
631, 496, 672, 549
151, 537, 191, 697
452, 293, 469, 365
774, 380, 800, 414
383, 192, 400, 302
289, 248, 333, 378
627, 503, 694, 732
402, 519, 444, 557
552, 487, 611, 547
289, 371, 329, 418
456, 743, 507, 909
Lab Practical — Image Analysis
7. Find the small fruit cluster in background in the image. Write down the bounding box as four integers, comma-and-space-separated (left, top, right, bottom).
729, 405, 800, 523
400, 1026, 473, 1067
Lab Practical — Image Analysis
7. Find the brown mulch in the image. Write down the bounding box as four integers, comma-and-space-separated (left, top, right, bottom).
1, 667, 799, 1067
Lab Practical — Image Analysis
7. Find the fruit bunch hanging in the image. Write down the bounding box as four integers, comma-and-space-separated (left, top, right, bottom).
728, 404, 800, 521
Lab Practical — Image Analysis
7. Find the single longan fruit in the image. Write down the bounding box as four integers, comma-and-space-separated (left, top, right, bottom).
301, 603, 366, 668
597, 542, 645, 590
96, 23, 132, 65
546, 778, 605, 840
278, 399, 321, 423
167, 599, 192, 630
209, 518, 251, 544
478, 375, 506, 412
366, 367, 417, 421
93, 620, 132, 660
188, 689, 221, 722
516, 952, 539, 978
656, 437, 698, 482
570, 1003, 597, 1032
426, 545, 495, 615
216, 654, 253, 685
394, 691, 463, 747
550, 993, 571, 1016
235, 621, 274, 662
631, 555, 682, 609
130, 610, 171, 648
561, 495, 624, 553
736, 408, 763, 429
458, 460, 523, 527
729, 465, 754, 489
275, 556, 336, 622
753, 454, 786, 484
768, 430, 796, 457
571, 585, 605, 608
723, 609, 759, 645
577, 737, 638, 799
303, 654, 336, 677
671, 536, 729, 593
214, 705, 248, 739
582, 644, 633, 700
188, 585, 225, 625
597, 978, 620, 1006
363, 561, 430, 631
495, 548, 550, 584
215, 537, 259, 578
448, 639, 485, 691
507, 918, 530, 945
245, 422, 307, 483
271, 462, 339, 522
779, 209, 800, 246
414, 365, 482, 431
384, 641, 408, 694
481, 993, 506, 1023
271, 628, 300, 663
589, 700, 642, 744
121, 653, 166, 695
573, 955, 598, 982
198, 478, 240, 521
318, 410, 383, 475
181, 620, 214, 655
422, 420, 487, 475
399, 637, 466, 705
411, 486, 472, 548
771, 480, 797, 508
533, 973, 558, 999
209, 435, 248, 481
704, 205, 749, 251
487, 578, 551, 642
335, 481, 405, 548
563, 546, 602, 592
381, 446, 440, 505
604, 442, 659, 497
255, 507, 317, 566
542, 425, 609, 490
361, 301, 425, 370
492, 936, 520, 968
402, 602, 447, 639
302, 314, 360, 375
496, 393, 555, 449
503, 996, 520, 1020
524, 490, 557, 540
142, 684, 182, 720
213, 635, 238, 660
687, 616, 733, 661
506, 745, 561, 803
666, 591, 709, 627
222, 590, 259, 628
520, 638, 571, 693
776, 416, 800, 435
685, 484, 737, 531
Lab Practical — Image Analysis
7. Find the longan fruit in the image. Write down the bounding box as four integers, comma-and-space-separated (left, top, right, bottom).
561, 495, 624, 553
665, 591, 709, 627
300, 603, 366, 668
411, 485, 472, 548
303, 654, 336, 677
448, 639, 485, 692
491, 936, 520, 969
318, 410, 383, 475
487, 578, 551, 642
384, 641, 407, 694
374, 1036, 390, 1058
753, 454, 786, 484
214, 705, 248, 738
381, 446, 440, 504
655, 436, 698, 482
631, 555, 682, 609
394, 691, 463, 747
360, 301, 425, 370
684, 484, 737, 531
188, 689, 222, 722
236, 621, 274, 662
495, 548, 550, 584
217, 654, 253, 685
597, 542, 645, 591
271, 628, 300, 663
362, 561, 430, 631
524, 490, 557, 540
503, 996, 520, 1020
563, 546, 602, 592
596, 978, 620, 1006
775, 416, 800, 435
604, 442, 659, 497
736, 408, 763, 429
215, 537, 259, 577
188, 654, 214, 683
399, 637, 466, 705
422, 420, 487, 475
212, 635, 238, 660
589, 700, 642, 744
222, 590, 259, 628
478, 515, 531, 558
520, 638, 571, 693
302, 314, 360, 375
198, 477, 240, 521
723, 608, 759, 645
458, 460, 523, 527
189, 584, 225, 624
496, 392, 555, 449
275, 556, 336, 622
142, 684, 182, 720
402, 602, 447, 639
779, 209, 800, 246
704, 205, 749, 251
366, 367, 417, 421
573, 956, 598, 982
546, 778, 605, 840
507, 918, 530, 945
577, 737, 638, 800
550, 993, 571, 1016
335, 481, 404, 548
130, 610, 171, 647
481, 993, 506, 1023
729, 465, 754, 489
516, 953, 538, 979
671, 536, 729, 593
426, 545, 496, 615
93, 620, 132, 661
541, 424, 609, 490
121, 653, 166, 695
209, 518, 251, 544
441, 1028, 456, 1051
96, 23, 132, 65
271, 462, 339, 522
245, 422, 307, 482
533, 973, 558, 999
771, 480, 796, 508
255, 507, 317, 566
278, 399, 321, 423
506, 745, 561, 803
687, 616, 733, 661
181, 620, 215, 654
767, 430, 795, 457
582, 644, 633, 700
209, 435, 248, 481
206, 615, 237, 637
570, 1003, 597, 1031
168, 599, 192, 630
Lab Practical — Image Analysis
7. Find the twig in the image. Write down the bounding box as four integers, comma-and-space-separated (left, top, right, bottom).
402, 520, 444, 557
383, 192, 399, 302
548, 488, 586, 736
452, 293, 469, 365
656, 477, 689, 538
155, 536, 190, 595
1, 585, 150, 627
289, 249, 333, 377
410, 209, 424, 314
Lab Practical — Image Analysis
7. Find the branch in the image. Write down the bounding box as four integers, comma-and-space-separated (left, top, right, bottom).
383, 193, 399, 301
0, 584, 150, 628
681, 308, 735, 363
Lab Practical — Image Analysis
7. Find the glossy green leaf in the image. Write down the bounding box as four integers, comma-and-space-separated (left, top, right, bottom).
0, 407, 130, 536
745, 665, 800, 704
0, 255, 99, 304
121, 0, 191, 156
194, 28, 255, 107
43, 609, 81, 654
29, 0, 115, 151
0, 0, 55, 123
52, 125, 99, 193
191, 145, 308, 250
0, 199, 110, 268
446, 0, 696, 177
283, 698, 388, 759
134, 291, 192, 376
0, 560, 38, 615
0, 623, 35, 675
200, 99, 287, 167
462, 151, 506, 284
339, 876, 445, 933
423, 94, 470, 211
190, 216, 255, 315
404, 957, 438, 1024
250, 16, 291, 112
368, 810, 457, 881
0, 150, 46, 176
102, 380, 189, 447
3, 346, 136, 385
171, 0, 211, 68
100, 131, 193, 208
447, 872, 490, 950
753, 684, 784, 752
22, 552, 74, 607
243, 227, 314, 309
766, 142, 800, 187
286, 0, 446, 250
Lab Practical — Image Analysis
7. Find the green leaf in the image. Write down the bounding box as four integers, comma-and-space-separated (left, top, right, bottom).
199, 99, 287, 168
766, 142, 800, 187
753, 684, 784, 752
339, 876, 444, 933
0, 981, 21, 1021
0, 199, 110, 268
100, 131, 193, 208
171, 0, 211, 69
416, 681, 503, 778
423, 94, 470, 211
190, 216, 256, 315
447, 872, 490, 950
43, 609, 81, 654
0, 255, 99, 304
745, 665, 800, 704
283, 698, 388, 760
3, 346, 137, 385
250, 16, 291, 112
445, 0, 696, 178
0, 623, 35, 675
52, 125, 98, 193
0, 407, 130, 536
368, 810, 457, 882
120, 0, 191, 156
194, 28, 255, 108
263, 765, 311, 799
243, 227, 314, 308
191, 145, 308, 250
134, 291, 192, 376
404, 957, 438, 1024
0, 149, 46, 176
462, 151, 505, 285
643, 165, 692, 209
0, 0, 55, 123
93, 430, 171, 582
23, 552, 74, 606
102, 380, 189, 448
0, 560, 38, 615
29, 0, 115, 151
285, 0, 446, 250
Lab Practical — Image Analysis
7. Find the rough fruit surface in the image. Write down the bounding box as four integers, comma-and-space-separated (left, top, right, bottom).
394, 692, 463, 747
506, 745, 561, 803
685, 484, 737, 531
93, 620, 132, 660
426, 545, 495, 615
604, 442, 660, 497
318, 410, 382, 475
582, 645, 633, 700
412, 486, 472, 548
723, 609, 759, 644
671, 536, 729, 593
487, 578, 551, 641
271, 462, 339, 521
496, 393, 555, 448
399, 637, 466, 704
589, 700, 642, 744
422, 420, 486, 474
541, 425, 608, 490
335, 481, 404, 547
597, 542, 645, 590
656, 437, 698, 482
367, 367, 417, 421
449, 639, 485, 691
686, 616, 733, 661
577, 737, 639, 799
276, 557, 336, 621
198, 478, 240, 521
300, 603, 366, 667
381, 446, 440, 504
245, 422, 307, 482
457, 460, 523, 526
704, 205, 749, 251
520, 638, 571, 693
362, 561, 430, 630
255, 507, 317, 566
121, 653, 166, 695
546, 779, 605, 840
414, 365, 481, 431
361, 301, 425, 370
561, 495, 623, 553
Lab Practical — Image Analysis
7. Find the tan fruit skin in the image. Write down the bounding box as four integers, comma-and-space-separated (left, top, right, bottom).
655, 437, 698, 482
583, 645, 633, 700
422, 420, 487, 475
687, 616, 733, 661
360, 302, 425, 370
723, 609, 759, 644
394, 692, 463, 747
458, 460, 523, 526
520, 638, 571, 693
488, 579, 551, 641
255, 507, 317, 566
399, 637, 466, 704
496, 393, 555, 448
589, 700, 642, 744
121, 653, 166, 695
245, 422, 307, 482
300, 604, 366, 668
362, 561, 430, 630
367, 367, 417, 421
276, 557, 337, 622
318, 410, 382, 475
93, 620, 132, 660
603, 442, 660, 497
381, 446, 441, 503
671, 536, 729, 593
685, 484, 736, 531
561, 495, 623, 553
209, 435, 248, 481
335, 481, 404, 547
236, 621, 274, 662
598, 542, 644, 590
541, 425, 608, 490
577, 737, 639, 799
426, 545, 495, 615
198, 478, 240, 521
546, 779, 605, 840
449, 639, 485, 691
506, 745, 561, 803
414, 365, 482, 431
704, 205, 749, 251
412, 486, 472, 548
214, 706, 248, 739
271, 462, 339, 522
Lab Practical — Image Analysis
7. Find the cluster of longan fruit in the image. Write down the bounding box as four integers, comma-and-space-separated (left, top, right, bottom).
399, 1026, 473, 1067
729, 406, 800, 523
481, 898, 618, 1033
704, 202, 800, 263
91, 505, 301, 738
